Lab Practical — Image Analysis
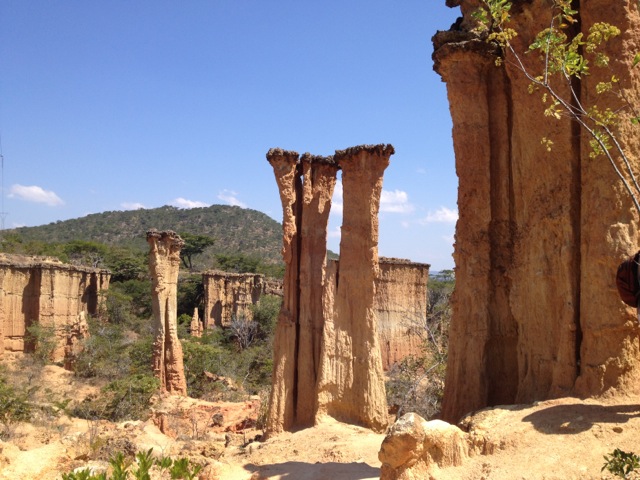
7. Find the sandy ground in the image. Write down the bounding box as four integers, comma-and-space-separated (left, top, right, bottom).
3, 356, 640, 479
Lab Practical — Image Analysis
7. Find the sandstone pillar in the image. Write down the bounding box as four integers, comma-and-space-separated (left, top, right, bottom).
265, 148, 302, 435
265, 149, 339, 435
147, 230, 187, 396
434, 0, 640, 423
190, 308, 202, 337
296, 153, 339, 426
316, 144, 393, 432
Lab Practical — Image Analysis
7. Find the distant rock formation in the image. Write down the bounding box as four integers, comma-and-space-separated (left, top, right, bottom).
190, 307, 202, 337
147, 230, 187, 396
434, 0, 640, 423
202, 271, 266, 328
265, 144, 394, 437
0, 253, 109, 364
374, 258, 430, 370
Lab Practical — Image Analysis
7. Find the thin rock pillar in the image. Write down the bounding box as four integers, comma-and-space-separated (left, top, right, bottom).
316, 144, 394, 432
265, 149, 302, 436
147, 230, 187, 396
296, 153, 339, 426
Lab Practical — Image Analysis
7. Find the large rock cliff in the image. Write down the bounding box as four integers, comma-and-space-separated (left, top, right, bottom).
0, 253, 110, 363
375, 258, 430, 370
434, 0, 640, 423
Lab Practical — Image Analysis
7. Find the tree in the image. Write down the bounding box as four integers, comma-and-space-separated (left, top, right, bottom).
179, 233, 215, 271
62, 240, 109, 268
474, 0, 640, 213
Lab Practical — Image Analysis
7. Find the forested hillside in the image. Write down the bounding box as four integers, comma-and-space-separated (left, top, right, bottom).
4, 205, 283, 268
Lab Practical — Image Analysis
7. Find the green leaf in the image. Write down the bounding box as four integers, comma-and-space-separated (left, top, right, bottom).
633, 52, 640, 68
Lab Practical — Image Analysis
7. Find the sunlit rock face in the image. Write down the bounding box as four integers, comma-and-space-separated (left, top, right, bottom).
434, 0, 640, 423
0, 253, 109, 365
147, 230, 187, 396
265, 145, 394, 437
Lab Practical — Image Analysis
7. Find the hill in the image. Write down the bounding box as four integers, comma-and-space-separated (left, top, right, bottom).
5, 205, 284, 268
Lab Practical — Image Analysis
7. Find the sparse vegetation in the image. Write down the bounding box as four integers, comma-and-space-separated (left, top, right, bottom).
61, 448, 203, 480
603, 449, 640, 479
386, 271, 453, 419
2, 205, 285, 272
0, 366, 32, 439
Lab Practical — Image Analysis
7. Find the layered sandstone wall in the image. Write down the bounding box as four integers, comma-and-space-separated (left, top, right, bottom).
325, 257, 430, 371
147, 230, 187, 396
434, 0, 640, 422
0, 253, 110, 362
375, 258, 430, 370
202, 271, 266, 329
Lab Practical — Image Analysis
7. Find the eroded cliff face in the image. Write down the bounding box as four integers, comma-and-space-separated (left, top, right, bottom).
0, 253, 110, 364
375, 258, 430, 370
147, 230, 187, 396
434, 0, 640, 423
324, 257, 430, 372
202, 271, 265, 329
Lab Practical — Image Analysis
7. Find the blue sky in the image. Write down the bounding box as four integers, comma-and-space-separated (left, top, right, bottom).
0, 1, 461, 270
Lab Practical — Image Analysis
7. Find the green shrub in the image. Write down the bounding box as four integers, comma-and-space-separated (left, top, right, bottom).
74, 320, 129, 379
0, 367, 32, 439
602, 448, 640, 478
73, 374, 159, 422
61, 448, 202, 480
25, 323, 58, 365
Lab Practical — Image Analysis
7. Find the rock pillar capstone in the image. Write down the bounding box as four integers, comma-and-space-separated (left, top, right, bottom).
147, 230, 187, 396
264, 149, 339, 436
316, 144, 394, 432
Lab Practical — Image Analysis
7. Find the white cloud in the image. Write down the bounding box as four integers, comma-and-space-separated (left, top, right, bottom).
328, 226, 341, 238
331, 183, 412, 215
416, 167, 427, 174
380, 189, 414, 213
121, 202, 146, 210
217, 190, 247, 208
420, 207, 459, 224
331, 181, 343, 216
171, 197, 209, 209
8, 184, 64, 206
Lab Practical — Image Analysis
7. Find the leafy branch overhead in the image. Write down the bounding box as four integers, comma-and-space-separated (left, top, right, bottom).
473, 0, 640, 214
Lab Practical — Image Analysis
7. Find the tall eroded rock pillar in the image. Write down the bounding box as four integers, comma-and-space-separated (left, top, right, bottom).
147, 230, 187, 396
265, 149, 339, 436
265, 149, 302, 435
297, 153, 339, 426
316, 144, 394, 432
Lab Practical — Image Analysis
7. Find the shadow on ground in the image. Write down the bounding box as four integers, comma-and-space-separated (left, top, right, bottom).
522, 402, 640, 434
244, 461, 380, 480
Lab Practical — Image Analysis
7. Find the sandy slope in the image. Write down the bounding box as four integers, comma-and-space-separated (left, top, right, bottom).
3, 357, 640, 479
